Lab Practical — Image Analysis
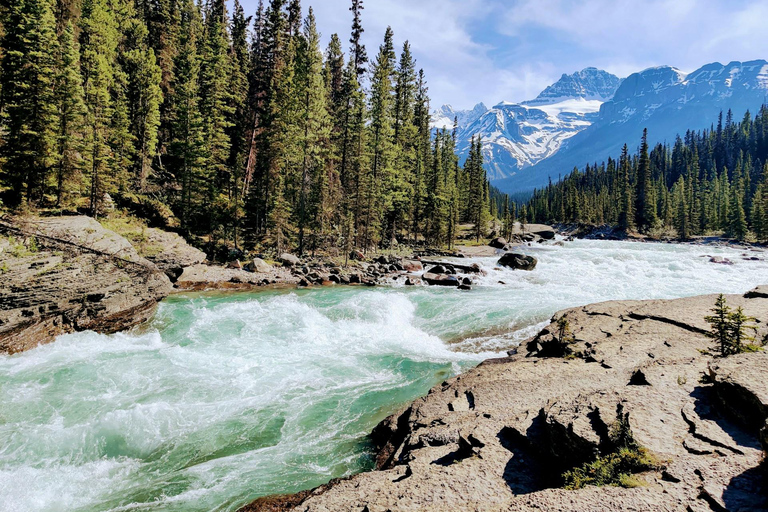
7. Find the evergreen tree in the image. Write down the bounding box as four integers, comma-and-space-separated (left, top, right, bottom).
198, 0, 233, 234
79, 0, 119, 216
363, 26, 396, 249
120, 7, 162, 193
54, 21, 87, 206
0, 0, 60, 205
294, 8, 331, 254
635, 129, 658, 230
727, 184, 748, 240
168, 0, 205, 231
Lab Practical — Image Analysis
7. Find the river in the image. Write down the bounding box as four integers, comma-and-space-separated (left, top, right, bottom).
1, 240, 767, 512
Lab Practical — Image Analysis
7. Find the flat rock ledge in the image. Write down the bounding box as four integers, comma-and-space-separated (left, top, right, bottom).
0, 216, 172, 354
240, 288, 768, 512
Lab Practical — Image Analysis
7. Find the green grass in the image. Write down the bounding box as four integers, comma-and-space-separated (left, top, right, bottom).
562, 446, 660, 490
562, 409, 663, 490
5, 235, 39, 258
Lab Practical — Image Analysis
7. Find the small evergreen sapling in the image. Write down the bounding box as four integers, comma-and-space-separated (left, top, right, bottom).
705, 294, 731, 357
728, 306, 758, 353
705, 294, 759, 356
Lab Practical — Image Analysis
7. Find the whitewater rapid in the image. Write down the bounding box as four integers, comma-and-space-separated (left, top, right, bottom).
1, 239, 766, 512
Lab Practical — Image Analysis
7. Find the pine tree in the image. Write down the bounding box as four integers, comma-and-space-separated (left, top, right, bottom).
673, 176, 689, 239
120, 7, 162, 193
618, 144, 634, 231
727, 184, 748, 240
706, 294, 732, 357
0, 0, 60, 205
363, 26, 396, 249
54, 22, 87, 207
294, 8, 331, 254
168, 0, 206, 231
198, 0, 233, 234
635, 129, 658, 230
80, 0, 119, 216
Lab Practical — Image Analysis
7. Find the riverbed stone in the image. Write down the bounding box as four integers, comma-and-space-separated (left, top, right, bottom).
498, 252, 537, 271
280, 253, 301, 267
247, 258, 273, 273
422, 272, 459, 286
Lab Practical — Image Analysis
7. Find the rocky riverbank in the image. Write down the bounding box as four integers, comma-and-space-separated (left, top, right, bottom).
240, 287, 768, 512
0, 216, 173, 354
0, 214, 535, 354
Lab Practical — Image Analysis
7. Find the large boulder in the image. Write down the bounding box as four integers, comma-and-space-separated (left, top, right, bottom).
140, 227, 206, 278
489, 237, 508, 249
280, 253, 301, 267
247, 258, 273, 274
422, 272, 460, 287
498, 252, 537, 271
531, 227, 556, 240
402, 260, 423, 272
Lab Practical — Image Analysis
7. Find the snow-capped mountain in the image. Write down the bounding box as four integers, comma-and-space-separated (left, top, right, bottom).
526, 67, 621, 105
492, 60, 768, 193
435, 68, 622, 181
430, 103, 488, 130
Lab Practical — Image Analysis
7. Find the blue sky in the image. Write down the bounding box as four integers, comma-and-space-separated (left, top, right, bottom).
234, 0, 768, 110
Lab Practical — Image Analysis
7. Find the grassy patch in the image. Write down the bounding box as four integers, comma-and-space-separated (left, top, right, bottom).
101, 212, 164, 258
5, 235, 39, 257
563, 446, 659, 490
562, 408, 663, 490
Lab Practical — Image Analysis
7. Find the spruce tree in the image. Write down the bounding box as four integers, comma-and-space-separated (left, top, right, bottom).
120, 9, 162, 193
168, 0, 205, 231
79, 0, 119, 216
55, 22, 87, 206
0, 0, 60, 205
295, 8, 331, 254
198, 0, 233, 233
364, 26, 396, 249
727, 185, 748, 240
635, 129, 658, 230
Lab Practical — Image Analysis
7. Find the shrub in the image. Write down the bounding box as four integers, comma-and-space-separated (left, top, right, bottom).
562, 408, 662, 490
705, 294, 759, 356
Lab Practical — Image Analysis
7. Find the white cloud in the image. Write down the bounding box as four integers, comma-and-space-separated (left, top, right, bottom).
497, 0, 768, 78
235, 0, 768, 111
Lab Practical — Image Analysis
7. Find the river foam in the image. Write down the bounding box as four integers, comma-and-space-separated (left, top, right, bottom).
1, 239, 766, 511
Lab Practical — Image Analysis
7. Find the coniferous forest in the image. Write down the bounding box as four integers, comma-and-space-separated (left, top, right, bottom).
523, 108, 768, 242
0, 0, 496, 256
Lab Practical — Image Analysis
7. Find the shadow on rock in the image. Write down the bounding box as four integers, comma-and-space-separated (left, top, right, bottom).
692, 386, 762, 450
496, 426, 551, 495
722, 462, 768, 511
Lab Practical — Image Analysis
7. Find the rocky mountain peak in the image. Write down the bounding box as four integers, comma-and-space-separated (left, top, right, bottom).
527, 67, 622, 105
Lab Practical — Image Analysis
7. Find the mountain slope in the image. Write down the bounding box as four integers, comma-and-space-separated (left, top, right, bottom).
436, 68, 622, 181
494, 60, 768, 193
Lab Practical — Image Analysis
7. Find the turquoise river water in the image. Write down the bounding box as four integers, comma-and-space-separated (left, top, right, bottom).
1, 240, 767, 511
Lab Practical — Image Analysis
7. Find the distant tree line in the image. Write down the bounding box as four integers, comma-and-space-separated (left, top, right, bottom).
0, 0, 496, 255
523, 107, 768, 241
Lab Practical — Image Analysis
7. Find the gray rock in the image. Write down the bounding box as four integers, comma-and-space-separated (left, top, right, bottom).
422, 272, 459, 287
709, 256, 734, 265
489, 237, 508, 249
239, 289, 768, 512
139, 227, 206, 277
247, 258, 273, 274
0, 216, 172, 355
280, 253, 301, 267
498, 252, 538, 271
709, 353, 768, 429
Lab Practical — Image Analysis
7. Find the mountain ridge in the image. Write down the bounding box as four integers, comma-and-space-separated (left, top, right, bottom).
437, 60, 768, 194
